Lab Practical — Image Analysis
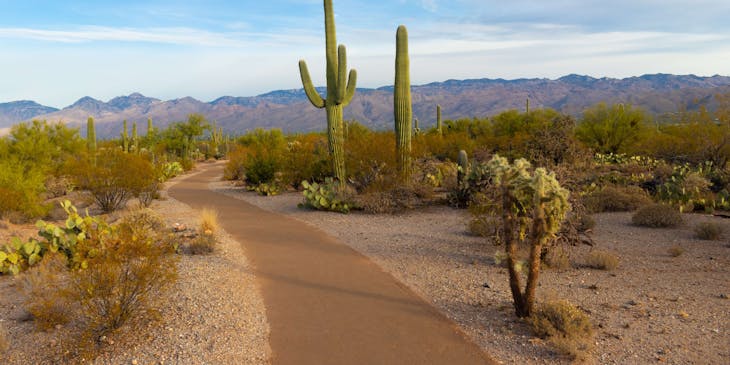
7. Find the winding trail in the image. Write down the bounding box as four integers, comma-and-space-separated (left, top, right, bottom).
169, 163, 496, 365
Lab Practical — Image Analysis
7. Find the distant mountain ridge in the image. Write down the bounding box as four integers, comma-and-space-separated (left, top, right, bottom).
2, 73, 730, 137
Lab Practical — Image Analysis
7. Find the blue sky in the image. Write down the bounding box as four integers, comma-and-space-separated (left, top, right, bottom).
1, 0, 729, 107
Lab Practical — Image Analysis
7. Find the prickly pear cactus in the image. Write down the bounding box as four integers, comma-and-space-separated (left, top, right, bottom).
299, 178, 353, 213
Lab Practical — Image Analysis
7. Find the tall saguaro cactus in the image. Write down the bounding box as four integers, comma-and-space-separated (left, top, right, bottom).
436, 105, 442, 136
121, 120, 129, 153
86, 116, 96, 152
394, 25, 412, 181
298, 0, 358, 183
132, 122, 139, 153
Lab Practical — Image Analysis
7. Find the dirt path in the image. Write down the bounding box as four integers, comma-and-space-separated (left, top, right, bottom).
168, 163, 495, 365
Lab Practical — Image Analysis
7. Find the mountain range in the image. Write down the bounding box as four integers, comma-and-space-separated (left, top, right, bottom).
2, 73, 730, 138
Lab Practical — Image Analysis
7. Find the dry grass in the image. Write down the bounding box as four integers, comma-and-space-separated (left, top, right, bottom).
187, 234, 217, 255
529, 299, 594, 361
585, 250, 619, 270
0, 322, 8, 356
668, 245, 685, 257
693, 222, 723, 240
544, 246, 571, 270
631, 204, 683, 228
200, 208, 220, 235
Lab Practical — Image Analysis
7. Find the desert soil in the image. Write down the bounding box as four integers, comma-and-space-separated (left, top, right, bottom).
0, 164, 271, 364
211, 180, 730, 365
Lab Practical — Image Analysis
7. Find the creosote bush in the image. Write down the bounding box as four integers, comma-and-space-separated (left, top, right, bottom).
632, 203, 683, 228
694, 222, 723, 240
584, 185, 652, 213
544, 245, 571, 270
585, 250, 619, 270
20, 206, 178, 359
72, 148, 157, 212
529, 299, 594, 361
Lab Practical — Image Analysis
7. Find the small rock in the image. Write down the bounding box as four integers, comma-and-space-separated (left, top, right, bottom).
719, 294, 728, 299
482, 282, 490, 288
678, 311, 689, 318
132, 360, 138, 365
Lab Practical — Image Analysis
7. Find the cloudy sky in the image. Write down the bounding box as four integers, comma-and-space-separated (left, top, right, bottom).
1, 0, 729, 107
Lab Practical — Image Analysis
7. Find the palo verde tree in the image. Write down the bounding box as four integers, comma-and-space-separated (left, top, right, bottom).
477, 156, 570, 317
575, 103, 647, 154
394, 25, 412, 181
298, 0, 357, 184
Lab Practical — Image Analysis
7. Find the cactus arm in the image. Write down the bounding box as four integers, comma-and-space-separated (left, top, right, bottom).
336, 44, 347, 104
342, 69, 357, 106
299, 60, 326, 108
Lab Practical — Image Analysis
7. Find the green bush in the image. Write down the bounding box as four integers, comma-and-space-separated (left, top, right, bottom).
632, 203, 683, 228
0, 158, 51, 220
72, 149, 157, 212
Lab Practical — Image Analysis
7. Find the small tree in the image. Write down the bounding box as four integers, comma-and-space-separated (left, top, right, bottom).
480, 156, 570, 317
575, 103, 647, 154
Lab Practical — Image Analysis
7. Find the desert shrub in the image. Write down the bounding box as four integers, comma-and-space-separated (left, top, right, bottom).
632, 203, 683, 228
345, 126, 397, 191
544, 246, 571, 270
0, 158, 51, 220
65, 219, 177, 352
585, 250, 619, 270
200, 208, 219, 235
583, 185, 652, 213
282, 134, 330, 188
529, 299, 594, 361
357, 184, 431, 214
223, 146, 248, 181
18, 207, 177, 358
668, 245, 685, 257
180, 157, 195, 171
299, 178, 356, 214
238, 129, 287, 185
186, 234, 216, 255
22, 253, 72, 329
72, 149, 157, 212
694, 222, 723, 240
137, 181, 161, 207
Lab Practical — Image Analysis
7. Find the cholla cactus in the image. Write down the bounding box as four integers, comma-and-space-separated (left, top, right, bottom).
482, 155, 570, 317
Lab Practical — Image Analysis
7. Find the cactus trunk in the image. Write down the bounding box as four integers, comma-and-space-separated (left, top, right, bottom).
132, 122, 139, 153
457, 149, 468, 184
394, 25, 412, 181
298, 0, 357, 184
87, 117, 96, 151
121, 120, 129, 153
437, 105, 442, 136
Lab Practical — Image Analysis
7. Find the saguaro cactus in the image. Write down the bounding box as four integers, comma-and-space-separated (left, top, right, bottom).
147, 118, 154, 136
436, 105, 442, 136
394, 25, 412, 181
86, 117, 96, 151
298, 0, 358, 183
121, 120, 129, 153
132, 122, 139, 153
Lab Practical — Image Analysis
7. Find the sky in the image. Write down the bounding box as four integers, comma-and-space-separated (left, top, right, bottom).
1, 0, 729, 108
